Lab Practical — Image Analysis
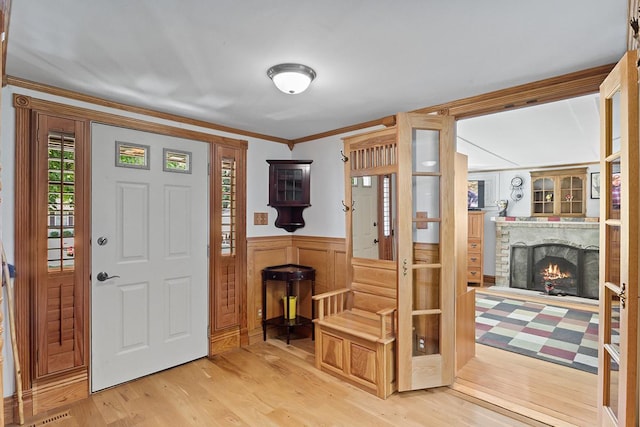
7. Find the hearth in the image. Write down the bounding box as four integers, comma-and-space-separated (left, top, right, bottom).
510, 243, 599, 299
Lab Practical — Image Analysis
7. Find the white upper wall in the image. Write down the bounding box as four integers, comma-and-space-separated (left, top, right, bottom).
245, 139, 292, 237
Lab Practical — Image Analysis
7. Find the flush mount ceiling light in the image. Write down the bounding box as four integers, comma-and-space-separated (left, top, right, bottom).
267, 63, 316, 94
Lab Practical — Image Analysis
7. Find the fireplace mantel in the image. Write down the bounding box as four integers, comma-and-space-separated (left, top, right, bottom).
492, 216, 599, 226
494, 216, 599, 287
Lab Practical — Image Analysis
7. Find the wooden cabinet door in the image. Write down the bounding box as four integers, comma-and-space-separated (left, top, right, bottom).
597, 50, 638, 427
396, 112, 456, 391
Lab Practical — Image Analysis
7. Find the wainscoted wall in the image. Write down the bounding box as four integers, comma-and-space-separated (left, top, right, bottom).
246, 235, 346, 344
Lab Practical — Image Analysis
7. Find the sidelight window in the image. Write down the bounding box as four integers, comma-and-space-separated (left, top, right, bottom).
221, 157, 236, 255
47, 132, 75, 271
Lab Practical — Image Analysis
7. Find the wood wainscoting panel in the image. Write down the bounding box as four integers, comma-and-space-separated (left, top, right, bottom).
246, 236, 291, 343
292, 236, 347, 320
291, 236, 347, 296
246, 236, 346, 344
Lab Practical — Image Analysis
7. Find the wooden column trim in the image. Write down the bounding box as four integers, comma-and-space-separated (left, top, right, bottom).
14, 95, 33, 413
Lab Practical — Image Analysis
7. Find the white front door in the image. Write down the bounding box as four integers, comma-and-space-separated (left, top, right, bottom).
352, 177, 379, 259
91, 123, 209, 392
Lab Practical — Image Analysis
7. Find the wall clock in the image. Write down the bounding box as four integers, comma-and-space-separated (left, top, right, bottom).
511, 176, 523, 188
510, 176, 524, 201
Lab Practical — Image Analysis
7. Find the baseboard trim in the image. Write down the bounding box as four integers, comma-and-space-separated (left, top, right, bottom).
209, 328, 240, 356
4, 395, 15, 425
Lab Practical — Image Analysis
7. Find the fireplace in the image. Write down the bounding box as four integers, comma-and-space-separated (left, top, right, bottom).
510, 243, 599, 299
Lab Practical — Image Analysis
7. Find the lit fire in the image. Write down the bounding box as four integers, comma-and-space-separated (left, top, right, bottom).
542, 263, 571, 281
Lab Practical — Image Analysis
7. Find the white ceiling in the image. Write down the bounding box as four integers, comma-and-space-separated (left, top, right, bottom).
457, 93, 601, 171
6, 1, 628, 149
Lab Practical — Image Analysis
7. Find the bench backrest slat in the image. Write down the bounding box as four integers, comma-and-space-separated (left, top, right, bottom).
351, 261, 397, 314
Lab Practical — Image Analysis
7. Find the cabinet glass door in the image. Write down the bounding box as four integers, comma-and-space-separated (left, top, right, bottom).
397, 112, 455, 391
533, 177, 554, 214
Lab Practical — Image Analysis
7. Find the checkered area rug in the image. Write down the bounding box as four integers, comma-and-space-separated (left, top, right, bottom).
475, 293, 612, 374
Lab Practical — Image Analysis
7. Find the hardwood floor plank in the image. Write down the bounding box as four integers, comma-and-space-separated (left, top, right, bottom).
17, 342, 535, 426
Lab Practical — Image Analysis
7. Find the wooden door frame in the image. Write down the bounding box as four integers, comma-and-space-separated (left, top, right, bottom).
12, 94, 247, 420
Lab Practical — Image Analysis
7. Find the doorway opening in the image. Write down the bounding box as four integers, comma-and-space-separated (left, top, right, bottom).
455, 91, 602, 421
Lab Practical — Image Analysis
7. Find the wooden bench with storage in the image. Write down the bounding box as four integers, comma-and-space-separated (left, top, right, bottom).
312, 260, 397, 399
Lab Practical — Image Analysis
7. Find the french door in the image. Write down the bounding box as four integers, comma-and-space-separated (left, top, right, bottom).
396, 112, 456, 390
598, 50, 639, 426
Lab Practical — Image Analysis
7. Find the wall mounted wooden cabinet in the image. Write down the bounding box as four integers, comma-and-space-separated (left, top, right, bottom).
530, 168, 587, 217
267, 160, 312, 232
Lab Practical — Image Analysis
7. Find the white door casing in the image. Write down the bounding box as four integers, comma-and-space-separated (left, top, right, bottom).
91, 124, 208, 392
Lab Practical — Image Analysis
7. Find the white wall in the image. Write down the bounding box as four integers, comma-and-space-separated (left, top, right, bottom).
1, 86, 15, 399
245, 139, 292, 237
291, 136, 347, 238
469, 164, 601, 275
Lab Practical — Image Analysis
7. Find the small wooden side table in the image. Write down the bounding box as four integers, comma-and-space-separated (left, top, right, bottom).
262, 264, 315, 344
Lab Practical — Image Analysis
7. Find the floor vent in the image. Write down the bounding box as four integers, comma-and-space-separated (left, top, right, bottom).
27, 410, 71, 426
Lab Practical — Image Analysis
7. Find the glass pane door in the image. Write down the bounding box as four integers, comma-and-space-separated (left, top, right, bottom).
397, 112, 455, 391
598, 50, 638, 426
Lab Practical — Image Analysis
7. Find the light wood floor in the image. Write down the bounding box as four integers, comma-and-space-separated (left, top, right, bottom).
455, 344, 597, 427
458, 288, 598, 427
19, 341, 539, 427
17, 290, 597, 427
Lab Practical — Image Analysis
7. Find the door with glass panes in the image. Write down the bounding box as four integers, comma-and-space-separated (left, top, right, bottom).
597, 50, 638, 427
396, 112, 456, 390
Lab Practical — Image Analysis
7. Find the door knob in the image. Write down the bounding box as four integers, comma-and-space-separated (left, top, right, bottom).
96, 272, 120, 282
373, 239, 379, 244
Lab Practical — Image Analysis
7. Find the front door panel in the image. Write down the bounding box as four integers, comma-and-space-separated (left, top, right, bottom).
91, 124, 208, 392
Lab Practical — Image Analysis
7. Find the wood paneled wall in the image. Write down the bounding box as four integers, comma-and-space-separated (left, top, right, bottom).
246, 235, 346, 343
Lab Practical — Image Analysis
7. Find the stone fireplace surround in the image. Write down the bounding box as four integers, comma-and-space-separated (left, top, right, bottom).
494, 216, 599, 290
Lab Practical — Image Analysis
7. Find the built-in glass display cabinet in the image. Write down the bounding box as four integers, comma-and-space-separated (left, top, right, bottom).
531, 168, 587, 216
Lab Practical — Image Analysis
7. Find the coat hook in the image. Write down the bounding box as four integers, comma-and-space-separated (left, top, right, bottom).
341, 200, 350, 212
631, 16, 639, 40
340, 150, 349, 162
